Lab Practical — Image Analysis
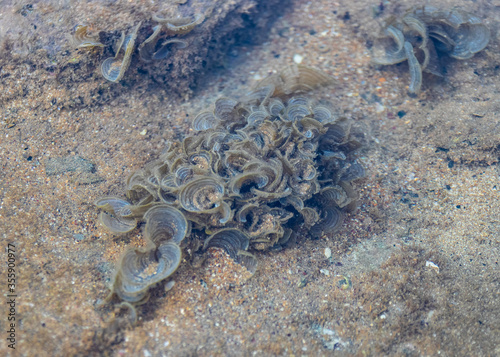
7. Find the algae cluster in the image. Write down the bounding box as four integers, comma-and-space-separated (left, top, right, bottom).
71, 13, 204, 83
95, 65, 365, 305
372, 6, 490, 94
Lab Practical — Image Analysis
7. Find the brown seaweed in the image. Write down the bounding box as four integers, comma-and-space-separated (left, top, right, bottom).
372, 6, 490, 94
111, 242, 182, 303
98, 12, 204, 82
71, 25, 104, 49
96, 66, 365, 305
101, 23, 141, 83
95, 197, 137, 233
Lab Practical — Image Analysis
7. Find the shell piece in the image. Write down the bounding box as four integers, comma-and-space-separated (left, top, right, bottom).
236, 202, 259, 223
175, 166, 194, 186
113, 242, 182, 303
158, 188, 177, 204
224, 150, 254, 174
422, 39, 444, 76
95, 197, 131, 212
138, 12, 197, 62
276, 228, 294, 247
287, 97, 310, 106
144, 205, 190, 245
124, 201, 159, 219
101, 22, 141, 82
183, 135, 205, 156
297, 117, 324, 139
98, 212, 137, 234
428, 24, 455, 52
251, 187, 291, 200
203, 229, 250, 258
280, 195, 305, 211
115, 301, 138, 326
403, 15, 428, 48
179, 177, 225, 212
259, 160, 283, 192
338, 182, 359, 211
319, 124, 348, 151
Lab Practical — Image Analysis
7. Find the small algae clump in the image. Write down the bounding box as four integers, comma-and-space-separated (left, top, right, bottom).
96, 65, 365, 305
99, 13, 204, 82
70, 25, 105, 49
372, 6, 490, 94
101, 22, 142, 83
70, 13, 205, 83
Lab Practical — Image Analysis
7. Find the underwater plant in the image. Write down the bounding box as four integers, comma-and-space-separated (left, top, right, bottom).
96, 65, 365, 305
372, 6, 490, 94
70, 25, 105, 49
101, 23, 142, 83
98, 13, 204, 82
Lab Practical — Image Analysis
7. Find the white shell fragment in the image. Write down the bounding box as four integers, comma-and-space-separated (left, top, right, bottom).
426, 260, 440, 273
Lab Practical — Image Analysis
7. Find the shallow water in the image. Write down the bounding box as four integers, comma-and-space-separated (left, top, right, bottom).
1, 0, 499, 356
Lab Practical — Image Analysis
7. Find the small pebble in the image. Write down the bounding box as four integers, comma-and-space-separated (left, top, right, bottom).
375, 102, 385, 113
73, 234, 85, 242
164, 280, 175, 292
140, 129, 147, 135
324, 247, 332, 259
426, 261, 440, 273
293, 54, 304, 64
320, 269, 330, 276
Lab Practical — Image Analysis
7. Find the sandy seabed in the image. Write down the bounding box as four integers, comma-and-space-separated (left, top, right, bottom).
0, 0, 499, 356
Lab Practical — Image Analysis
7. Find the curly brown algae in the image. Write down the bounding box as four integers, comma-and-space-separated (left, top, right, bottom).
372, 6, 490, 94
96, 65, 366, 308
